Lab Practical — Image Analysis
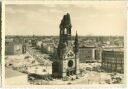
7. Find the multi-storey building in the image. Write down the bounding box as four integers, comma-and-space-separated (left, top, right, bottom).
102, 47, 124, 73
79, 46, 96, 63
5, 39, 26, 55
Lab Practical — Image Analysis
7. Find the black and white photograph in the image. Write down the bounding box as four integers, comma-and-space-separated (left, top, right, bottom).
4, 1, 126, 87
0, 2, 2, 87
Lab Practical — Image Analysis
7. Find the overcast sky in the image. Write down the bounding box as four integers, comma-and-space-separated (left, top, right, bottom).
5, 2, 126, 36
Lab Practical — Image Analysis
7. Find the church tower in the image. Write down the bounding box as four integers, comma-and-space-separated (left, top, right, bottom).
52, 13, 79, 78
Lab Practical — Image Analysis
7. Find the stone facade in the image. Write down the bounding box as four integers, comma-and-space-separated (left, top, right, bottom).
52, 13, 79, 78
102, 48, 124, 73
5, 39, 26, 55
79, 46, 102, 63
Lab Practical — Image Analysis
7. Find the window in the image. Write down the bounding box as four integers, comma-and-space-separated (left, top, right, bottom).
68, 60, 73, 67
64, 28, 67, 34
43, 69, 46, 72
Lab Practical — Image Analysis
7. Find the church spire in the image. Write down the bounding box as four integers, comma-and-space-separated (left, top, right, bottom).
74, 31, 79, 54
59, 13, 72, 42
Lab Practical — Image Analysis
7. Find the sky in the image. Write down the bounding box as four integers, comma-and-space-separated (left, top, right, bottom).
5, 2, 126, 36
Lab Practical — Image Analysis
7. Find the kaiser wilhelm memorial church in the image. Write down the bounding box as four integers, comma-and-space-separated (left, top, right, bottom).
52, 13, 80, 78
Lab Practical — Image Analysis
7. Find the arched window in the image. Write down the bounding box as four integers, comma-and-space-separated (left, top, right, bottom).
64, 28, 67, 34
61, 30, 63, 34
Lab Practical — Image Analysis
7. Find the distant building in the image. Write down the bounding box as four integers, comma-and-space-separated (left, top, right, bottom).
79, 46, 97, 63
102, 47, 124, 73
41, 43, 55, 54
5, 39, 26, 55
31, 39, 37, 47
95, 48, 102, 62
36, 40, 42, 49
22, 44, 27, 54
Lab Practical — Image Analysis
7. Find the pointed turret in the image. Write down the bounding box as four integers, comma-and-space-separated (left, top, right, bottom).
74, 31, 79, 54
